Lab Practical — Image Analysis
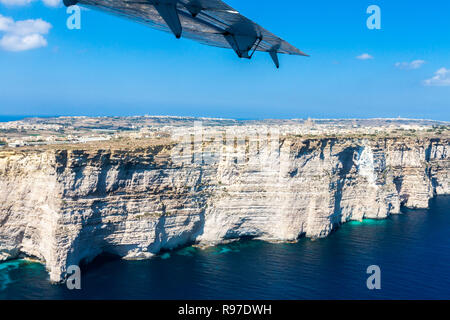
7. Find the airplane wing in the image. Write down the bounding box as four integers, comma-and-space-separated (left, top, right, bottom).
64, 0, 308, 67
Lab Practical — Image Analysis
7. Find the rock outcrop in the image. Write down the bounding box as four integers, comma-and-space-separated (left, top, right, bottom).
0, 135, 448, 282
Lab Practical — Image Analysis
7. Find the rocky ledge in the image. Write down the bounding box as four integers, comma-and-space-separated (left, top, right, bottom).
0, 133, 448, 282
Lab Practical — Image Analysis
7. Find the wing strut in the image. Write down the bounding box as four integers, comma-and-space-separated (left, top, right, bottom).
269, 51, 280, 68
154, 1, 182, 39
268, 44, 281, 68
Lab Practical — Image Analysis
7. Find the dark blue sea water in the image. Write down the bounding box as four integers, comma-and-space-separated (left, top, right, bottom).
1, 196, 450, 300
0, 116, 28, 122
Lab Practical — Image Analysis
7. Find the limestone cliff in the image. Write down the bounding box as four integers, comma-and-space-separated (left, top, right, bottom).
0, 136, 448, 282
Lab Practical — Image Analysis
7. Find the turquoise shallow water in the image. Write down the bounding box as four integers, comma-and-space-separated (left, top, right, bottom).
1, 196, 450, 299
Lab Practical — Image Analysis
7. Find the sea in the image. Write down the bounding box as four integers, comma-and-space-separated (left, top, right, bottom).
0, 116, 58, 122
0, 116, 30, 122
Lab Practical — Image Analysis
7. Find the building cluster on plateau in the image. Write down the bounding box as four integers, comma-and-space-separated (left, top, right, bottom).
0, 116, 448, 148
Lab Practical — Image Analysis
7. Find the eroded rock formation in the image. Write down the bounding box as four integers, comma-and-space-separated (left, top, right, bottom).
0, 136, 448, 282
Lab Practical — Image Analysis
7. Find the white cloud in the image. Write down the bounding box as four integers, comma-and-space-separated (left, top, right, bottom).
395, 60, 425, 70
42, 0, 60, 7
0, 14, 51, 52
0, 0, 60, 7
356, 53, 373, 60
424, 68, 450, 87
0, 17, 52, 35
0, 33, 47, 51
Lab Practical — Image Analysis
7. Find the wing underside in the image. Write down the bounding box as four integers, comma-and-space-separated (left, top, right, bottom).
72, 0, 308, 67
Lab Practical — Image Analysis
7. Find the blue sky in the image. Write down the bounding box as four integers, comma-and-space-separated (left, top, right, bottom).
0, 0, 449, 120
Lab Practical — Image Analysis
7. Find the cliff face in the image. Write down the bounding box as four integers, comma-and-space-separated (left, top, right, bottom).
0, 137, 448, 282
